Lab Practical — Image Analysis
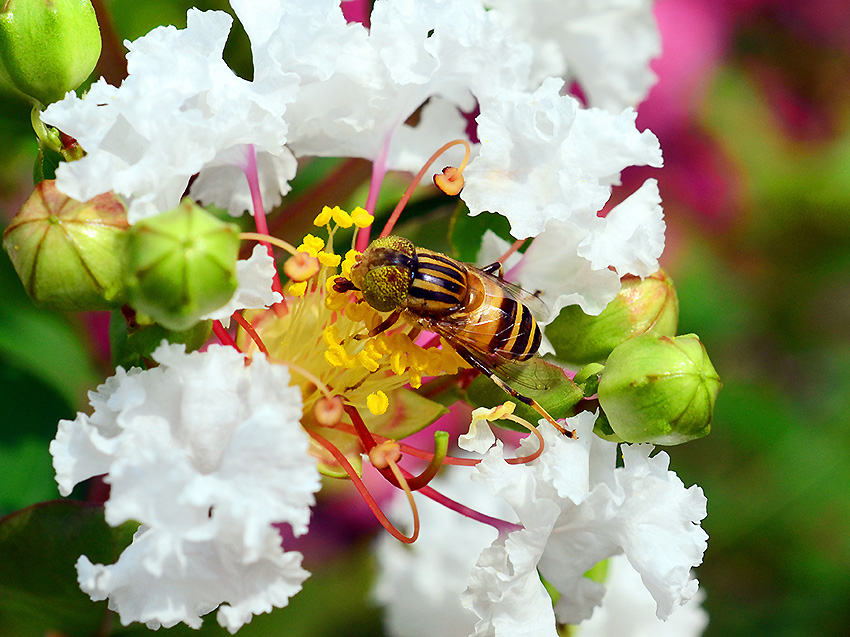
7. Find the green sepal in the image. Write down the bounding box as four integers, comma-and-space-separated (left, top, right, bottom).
0, 501, 135, 635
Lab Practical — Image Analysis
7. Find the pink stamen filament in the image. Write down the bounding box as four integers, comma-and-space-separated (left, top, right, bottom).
241, 145, 285, 315
379, 139, 472, 239
356, 129, 395, 252
308, 428, 419, 544
212, 320, 240, 350
497, 238, 528, 267
231, 312, 268, 356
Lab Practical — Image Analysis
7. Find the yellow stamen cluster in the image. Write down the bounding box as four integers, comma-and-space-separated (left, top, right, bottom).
244, 205, 466, 431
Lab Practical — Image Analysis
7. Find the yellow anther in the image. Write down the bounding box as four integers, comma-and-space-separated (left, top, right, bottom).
325, 343, 355, 368
357, 350, 381, 372
313, 206, 334, 227
322, 326, 340, 346
367, 390, 390, 416
331, 207, 353, 228
364, 339, 384, 358
351, 206, 374, 228
345, 302, 371, 323
318, 251, 342, 267
407, 347, 429, 372
342, 250, 361, 277
423, 350, 446, 376
298, 234, 325, 257
289, 281, 308, 297
390, 350, 408, 375
408, 370, 422, 389
325, 291, 348, 311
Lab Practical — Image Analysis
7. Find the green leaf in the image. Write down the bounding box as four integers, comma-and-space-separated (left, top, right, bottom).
448, 200, 513, 262
0, 501, 135, 636
0, 255, 100, 408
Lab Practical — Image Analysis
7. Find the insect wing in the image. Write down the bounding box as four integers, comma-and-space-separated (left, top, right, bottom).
468, 265, 551, 323
426, 317, 562, 392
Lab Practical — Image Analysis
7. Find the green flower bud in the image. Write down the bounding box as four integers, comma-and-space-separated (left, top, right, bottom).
0, 0, 102, 105
126, 199, 240, 332
597, 332, 721, 445
547, 269, 679, 365
2, 180, 128, 310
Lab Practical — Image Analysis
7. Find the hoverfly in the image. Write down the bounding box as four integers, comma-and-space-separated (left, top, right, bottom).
334, 235, 575, 437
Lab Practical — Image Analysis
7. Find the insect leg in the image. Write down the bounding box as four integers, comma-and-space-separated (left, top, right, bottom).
455, 348, 576, 439
480, 262, 504, 277
355, 309, 402, 340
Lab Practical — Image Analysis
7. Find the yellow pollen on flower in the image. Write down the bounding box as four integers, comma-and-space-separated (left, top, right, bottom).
289, 281, 308, 297
318, 251, 342, 267
341, 250, 361, 277
351, 206, 374, 228
367, 390, 390, 415
313, 206, 335, 227
357, 350, 381, 372
390, 350, 408, 375
298, 234, 325, 257
331, 207, 353, 228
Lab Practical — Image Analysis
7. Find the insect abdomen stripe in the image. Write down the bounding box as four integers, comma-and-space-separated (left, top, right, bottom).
512, 305, 539, 361
407, 251, 468, 314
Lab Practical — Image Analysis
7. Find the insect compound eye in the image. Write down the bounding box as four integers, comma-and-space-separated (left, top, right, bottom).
362, 265, 410, 312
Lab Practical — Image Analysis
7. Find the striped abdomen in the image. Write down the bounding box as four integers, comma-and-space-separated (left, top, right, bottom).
404, 249, 469, 317
466, 273, 541, 363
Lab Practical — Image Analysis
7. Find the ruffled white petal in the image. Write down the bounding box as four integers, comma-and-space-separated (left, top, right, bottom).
485, 0, 661, 112
576, 555, 708, 637
462, 78, 662, 240
201, 245, 283, 326
41, 9, 297, 222
465, 412, 707, 633
51, 343, 319, 630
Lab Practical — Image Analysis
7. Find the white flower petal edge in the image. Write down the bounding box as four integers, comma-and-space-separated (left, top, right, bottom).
485, 0, 661, 112
41, 9, 297, 222
201, 244, 284, 326
374, 468, 513, 637
576, 555, 708, 637
462, 78, 662, 240
464, 412, 707, 634
50, 343, 320, 631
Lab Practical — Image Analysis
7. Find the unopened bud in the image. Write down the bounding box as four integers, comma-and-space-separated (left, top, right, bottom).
0, 0, 102, 105
3, 180, 127, 310
547, 269, 679, 365
597, 332, 720, 445
126, 199, 239, 331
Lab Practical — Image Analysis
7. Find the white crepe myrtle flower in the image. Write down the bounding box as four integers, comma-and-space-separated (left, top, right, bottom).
41, 9, 298, 223
201, 244, 284, 326
232, 0, 529, 168
463, 77, 663, 241
374, 467, 514, 637
478, 179, 665, 317
464, 412, 707, 635
484, 0, 661, 112
50, 343, 321, 631
577, 555, 708, 637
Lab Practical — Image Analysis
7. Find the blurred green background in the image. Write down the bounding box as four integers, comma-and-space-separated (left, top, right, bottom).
2, 0, 850, 635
